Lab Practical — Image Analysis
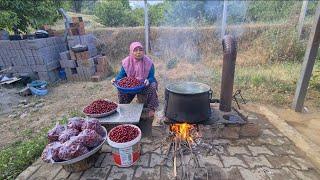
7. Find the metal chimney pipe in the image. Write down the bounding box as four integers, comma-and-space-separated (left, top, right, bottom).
219, 35, 237, 112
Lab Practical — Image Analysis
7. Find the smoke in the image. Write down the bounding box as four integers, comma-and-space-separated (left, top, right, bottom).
151, 1, 249, 87
204, 1, 249, 39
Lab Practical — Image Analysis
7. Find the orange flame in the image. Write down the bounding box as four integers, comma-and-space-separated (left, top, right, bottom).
170, 123, 195, 142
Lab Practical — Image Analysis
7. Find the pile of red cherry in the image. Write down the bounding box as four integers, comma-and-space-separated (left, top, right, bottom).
117, 77, 143, 88
108, 125, 140, 143
83, 99, 117, 114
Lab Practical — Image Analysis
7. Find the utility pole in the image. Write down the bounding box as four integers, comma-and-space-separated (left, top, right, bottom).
297, 1, 309, 39
221, 0, 228, 40
144, 0, 149, 54
292, 3, 320, 112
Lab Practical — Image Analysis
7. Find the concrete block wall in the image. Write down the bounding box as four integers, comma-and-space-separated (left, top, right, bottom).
0, 37, 67, 82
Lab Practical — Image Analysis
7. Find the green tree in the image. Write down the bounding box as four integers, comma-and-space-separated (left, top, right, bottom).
246, 1, 300, 23
130, 8, 144, 26
149, 2, 167, 26
163, 1, 207, 26
94, 0, 132, 27
72, 0, 83, 13
0, 0, 64, 33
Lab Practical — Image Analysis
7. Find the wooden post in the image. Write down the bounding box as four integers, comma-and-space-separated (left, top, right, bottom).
292, 3, 320, 112
297, 1, 308, 39
221, 0, 228, 39
144, 0, 149, 54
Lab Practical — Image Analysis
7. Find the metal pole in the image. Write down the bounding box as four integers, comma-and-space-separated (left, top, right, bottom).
144, 0, 149, 54
221, 0, 227, 39
220, 35, 237, 112
292, 3, 320, 112
297, 1, 308, 39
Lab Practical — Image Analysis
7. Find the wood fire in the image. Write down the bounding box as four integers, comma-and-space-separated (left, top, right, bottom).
169, 123, 196, 142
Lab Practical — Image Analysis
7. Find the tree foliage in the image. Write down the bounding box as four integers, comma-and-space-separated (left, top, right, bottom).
246, 1, 300, 23
87, 0, 320, 27
149, 3, 167, 26
163, 1, 208, 26
0, 0, 65, 33
94, 0, 133, 27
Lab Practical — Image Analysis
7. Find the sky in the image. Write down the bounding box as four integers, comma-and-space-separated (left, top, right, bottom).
129, 0, 163, 9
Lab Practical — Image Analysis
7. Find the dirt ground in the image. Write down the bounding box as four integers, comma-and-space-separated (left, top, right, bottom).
266, 106, 320, 147
0, 80, 119, 148
0, 59, 209, 148
0, 60, 319, 152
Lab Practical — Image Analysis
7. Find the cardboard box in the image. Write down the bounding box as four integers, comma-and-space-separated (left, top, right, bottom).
77, 58, 94, 67
69, 50, 76, 60
75, 51, 89, 61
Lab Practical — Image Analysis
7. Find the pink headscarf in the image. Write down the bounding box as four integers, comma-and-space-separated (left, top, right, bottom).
122, 42, 153, 81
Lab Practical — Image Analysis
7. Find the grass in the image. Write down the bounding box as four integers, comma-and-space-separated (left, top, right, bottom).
206, 61, 320, 106
234, 62, 298, 105
232, 61, 320, 106
0, 115, 74, 180
0, 128, 49, 180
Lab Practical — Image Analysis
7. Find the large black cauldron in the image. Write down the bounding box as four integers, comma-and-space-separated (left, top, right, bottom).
164, 82, 213, 123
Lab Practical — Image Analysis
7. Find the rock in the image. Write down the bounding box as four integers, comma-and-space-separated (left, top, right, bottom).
35, 103, 45, 108
23, 104, 31, 108
29, 102, 36, 107
8, 114, 18, 118
20, 112, 28, 119
19, 99, 28, 105
31, 108, 39, 113
18, 87, 32, 96
37, 98, 45, 103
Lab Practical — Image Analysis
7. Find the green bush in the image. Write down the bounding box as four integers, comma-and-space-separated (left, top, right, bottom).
94, 0, 141, 27
0, 10, 19, 31
310, 58, 320, 91
0, 0, 63, 32
95, 1, 129, 27
254, 28, 306, 63
93, 1, 314, 27
246, 1, 300, 23
149, 3, 167, 26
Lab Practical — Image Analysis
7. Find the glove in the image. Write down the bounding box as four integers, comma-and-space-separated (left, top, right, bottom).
144, 79, 150, 86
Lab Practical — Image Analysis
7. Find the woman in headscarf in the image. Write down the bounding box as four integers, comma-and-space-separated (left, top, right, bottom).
112, 42, 159, 115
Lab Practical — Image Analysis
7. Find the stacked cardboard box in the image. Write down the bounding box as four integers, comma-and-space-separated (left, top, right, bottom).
68, 17, 85, 36
59, 16, 112, 82
92, 56, 112, 82
40, 24, 58, 37
0, 37, 67, 82
59, 50, 111, 81
67, 34, 97, 58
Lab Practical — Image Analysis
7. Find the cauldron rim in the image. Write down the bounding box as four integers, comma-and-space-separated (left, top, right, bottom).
165, 81, 211, 95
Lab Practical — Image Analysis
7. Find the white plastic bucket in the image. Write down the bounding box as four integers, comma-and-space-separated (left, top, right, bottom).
107, 124, 141, 167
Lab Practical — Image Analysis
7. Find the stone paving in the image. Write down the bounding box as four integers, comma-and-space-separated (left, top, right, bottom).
17, 113, 320, 180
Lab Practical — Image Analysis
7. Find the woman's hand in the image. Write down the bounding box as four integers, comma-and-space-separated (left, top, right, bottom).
144, 79, 149, 86
111, 78, 115, 83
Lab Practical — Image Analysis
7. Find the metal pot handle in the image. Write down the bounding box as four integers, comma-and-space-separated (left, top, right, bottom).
164, 89, 169, 115
209, 89, 213, 100
209, 89, 220, 103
